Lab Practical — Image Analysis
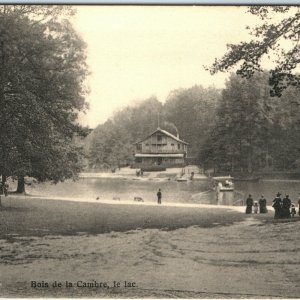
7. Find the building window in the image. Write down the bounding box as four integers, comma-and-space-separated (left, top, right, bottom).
157, 135, 162, 142
136, 157, 142, 163
178, 144, 180, 150
136, 144, 142, 151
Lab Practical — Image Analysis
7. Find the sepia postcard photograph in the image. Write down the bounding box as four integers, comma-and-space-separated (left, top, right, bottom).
0, 3, 300, 298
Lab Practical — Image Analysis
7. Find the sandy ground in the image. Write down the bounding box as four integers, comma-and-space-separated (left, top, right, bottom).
0, 195, 299, 298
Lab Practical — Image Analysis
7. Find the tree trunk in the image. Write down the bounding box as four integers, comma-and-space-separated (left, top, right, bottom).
247, 150, 253, 173
16, 176, 25, 193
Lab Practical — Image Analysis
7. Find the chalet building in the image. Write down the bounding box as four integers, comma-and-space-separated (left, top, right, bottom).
133, 128, 188, 168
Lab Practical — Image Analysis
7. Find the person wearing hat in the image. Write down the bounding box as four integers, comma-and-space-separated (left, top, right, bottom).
245, 194, 253, 214
282, 194, 291, 218
272, 192, 282, 219
259, 195, 267, 214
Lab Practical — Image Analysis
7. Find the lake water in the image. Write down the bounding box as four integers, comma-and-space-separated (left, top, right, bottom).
25, 177, 300, 206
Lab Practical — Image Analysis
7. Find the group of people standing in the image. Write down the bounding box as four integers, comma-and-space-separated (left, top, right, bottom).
245, 192, 300, 219
245, 194, 268, 214
272, 192, 298, 219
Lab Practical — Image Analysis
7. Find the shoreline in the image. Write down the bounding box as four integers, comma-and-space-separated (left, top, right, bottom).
2, 193, 274, 214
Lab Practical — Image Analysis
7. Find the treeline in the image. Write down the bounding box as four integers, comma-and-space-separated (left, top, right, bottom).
200, 72, 300, 173
86, 86, 220, 170
87, 71, 300, 174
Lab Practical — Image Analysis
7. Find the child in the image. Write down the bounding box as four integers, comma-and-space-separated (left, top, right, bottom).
253, 201, 258, 214
291, 203, 296, 218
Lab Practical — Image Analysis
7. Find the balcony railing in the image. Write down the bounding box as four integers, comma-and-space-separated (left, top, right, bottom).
135, 148, 187, 154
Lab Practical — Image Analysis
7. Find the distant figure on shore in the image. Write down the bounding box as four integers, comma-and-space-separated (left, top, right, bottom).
282, 194, 291, 218
0, 181, 3, 196
4, 183, 8, 197
272, 192, 282, 219
253, 201, 258, 214
245, 194, 253, 214
157, 188, 162, 204
190, 172, 194, 180
259, 195, 268, 213
291, 203, 296, 218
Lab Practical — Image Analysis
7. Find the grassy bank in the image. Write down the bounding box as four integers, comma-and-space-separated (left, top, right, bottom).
0, 196, 247, 238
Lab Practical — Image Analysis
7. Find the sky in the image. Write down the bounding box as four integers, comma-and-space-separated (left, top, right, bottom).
71, 6, 262, 128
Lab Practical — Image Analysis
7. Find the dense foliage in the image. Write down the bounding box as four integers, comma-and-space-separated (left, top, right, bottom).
200, 72, 300, 173
0, 6, 89, 192
209, 6, 300, 97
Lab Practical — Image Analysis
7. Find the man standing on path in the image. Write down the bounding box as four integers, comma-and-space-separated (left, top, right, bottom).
157, 188, 162, 204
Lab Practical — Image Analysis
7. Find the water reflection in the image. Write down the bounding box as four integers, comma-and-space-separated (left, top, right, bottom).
217, 191, 235, 206
235, 180, 300, 207
28, 178, 211, 204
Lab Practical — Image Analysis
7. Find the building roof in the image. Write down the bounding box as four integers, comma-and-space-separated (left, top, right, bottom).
134, 128, 189, 145
135, 153, 184, 158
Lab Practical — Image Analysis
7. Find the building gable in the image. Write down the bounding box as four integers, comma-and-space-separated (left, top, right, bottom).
134, 128, 188, 145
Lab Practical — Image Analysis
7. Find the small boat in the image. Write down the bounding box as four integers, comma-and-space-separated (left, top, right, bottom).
212, 176, 234, 191
177, 177, 188, 182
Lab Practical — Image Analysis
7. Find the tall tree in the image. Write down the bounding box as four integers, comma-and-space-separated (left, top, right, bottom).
209, 6, 300, 97
0, 5, 89, 192
201, 71, 300, 173
164, 85, 220, 157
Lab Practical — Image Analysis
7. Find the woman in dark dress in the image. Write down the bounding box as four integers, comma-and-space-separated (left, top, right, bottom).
259, 195, 267, 213
282, 195, 291, 218
245, 194, 253, 214
272, 193, 282, 219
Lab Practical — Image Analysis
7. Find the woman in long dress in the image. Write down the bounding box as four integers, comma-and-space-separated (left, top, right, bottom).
259, 195, 267, 213
272, 193, 282, 219
245, 194, 253, 214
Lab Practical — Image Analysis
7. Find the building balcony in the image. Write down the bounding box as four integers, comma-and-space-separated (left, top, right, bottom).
135, 149, 187, 154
